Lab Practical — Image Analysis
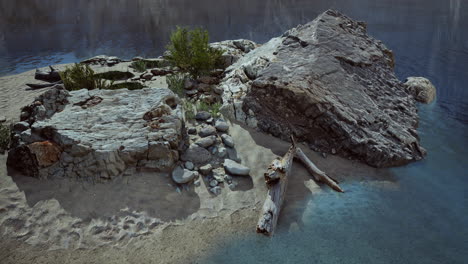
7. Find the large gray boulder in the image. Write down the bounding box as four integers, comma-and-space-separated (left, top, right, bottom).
404, 77, 436, 103
218, 9, 426, 167
8, 86, 183, 179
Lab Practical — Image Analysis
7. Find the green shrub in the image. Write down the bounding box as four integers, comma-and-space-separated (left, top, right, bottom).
109, 82, 145, 90
166, 73, 186, 97
182, 100, 196, 122
60, 63, 113, 91
210, 102, 222, 117
131, 59, 170, 72
143, 60, 166, 68
196, 101, 211, 112
196, 101, 222, 117
131, 60, 147, 72
0, 124, 10, 152
94, 71, 134, 81
166, 27, 224, 78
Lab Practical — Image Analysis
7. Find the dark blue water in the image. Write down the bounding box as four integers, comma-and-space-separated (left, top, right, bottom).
1, 0, 467, 263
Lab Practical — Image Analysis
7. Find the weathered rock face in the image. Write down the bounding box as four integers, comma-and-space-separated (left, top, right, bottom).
210, 39, 259, 68
8, 86, 184, 179
219, 9, 426, 167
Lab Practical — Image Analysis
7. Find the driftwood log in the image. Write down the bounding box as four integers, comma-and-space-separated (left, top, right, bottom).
256, 141, 296, 235
35, 66, 61, 82
256, 137, 344, 236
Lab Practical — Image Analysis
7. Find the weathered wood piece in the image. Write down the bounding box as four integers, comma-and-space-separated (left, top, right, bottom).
257, 138, 344, 236
294, 147, 344, 193
256, 142, 296, 235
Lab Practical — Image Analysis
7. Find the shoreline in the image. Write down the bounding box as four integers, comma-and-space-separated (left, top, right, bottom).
0, 66, 397, 262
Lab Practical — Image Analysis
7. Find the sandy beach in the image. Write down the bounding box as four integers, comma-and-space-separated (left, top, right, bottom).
0, 67, 397, 263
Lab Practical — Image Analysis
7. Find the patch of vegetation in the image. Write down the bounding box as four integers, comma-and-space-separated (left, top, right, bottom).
109, 82, 145, 90
60, 63, 114, 91
166, 73, 186, 97
94, 71, 134, 81
166, 27, 224, 78
131, 60, 147, 72
182, 100, 196, 122
0, 124, 10, 153
143, 59, 165, 68
196, 101, 222, 117
209, 102, 222, 117
131, 59, 169, 72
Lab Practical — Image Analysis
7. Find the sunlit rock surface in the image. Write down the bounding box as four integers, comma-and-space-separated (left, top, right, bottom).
8, 86, 183, 179
219, 9, 426, 167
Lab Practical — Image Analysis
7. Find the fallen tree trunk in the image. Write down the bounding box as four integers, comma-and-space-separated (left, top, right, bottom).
257, 138, 343, 236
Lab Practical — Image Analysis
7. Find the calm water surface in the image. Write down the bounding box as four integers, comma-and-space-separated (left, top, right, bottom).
1, 0, 467, 263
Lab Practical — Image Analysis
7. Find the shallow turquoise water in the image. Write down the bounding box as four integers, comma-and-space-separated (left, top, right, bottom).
203, 104, 468, 263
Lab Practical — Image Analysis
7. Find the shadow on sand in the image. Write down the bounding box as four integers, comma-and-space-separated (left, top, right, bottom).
9, 167, 201, 222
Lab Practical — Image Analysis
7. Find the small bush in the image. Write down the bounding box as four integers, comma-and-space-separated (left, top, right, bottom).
197, 101, 211, 112
182, 100, 196, 122
166, 27, 224, 78
210, 102, 222, 117
60, 64, 113, 91
131, 60, 147, 72
94, 71, 134, 81
0, 124, 10, 152
131, 59, 170, 72
196, 101, 222, 117
166, 73, 186, 97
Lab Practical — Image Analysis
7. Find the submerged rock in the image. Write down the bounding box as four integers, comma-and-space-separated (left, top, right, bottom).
219, 9, 426, 167
404, 77, 436, 103
8, 86, 183, 179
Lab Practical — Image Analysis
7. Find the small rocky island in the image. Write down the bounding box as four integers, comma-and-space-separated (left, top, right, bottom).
1, 9, 437, 250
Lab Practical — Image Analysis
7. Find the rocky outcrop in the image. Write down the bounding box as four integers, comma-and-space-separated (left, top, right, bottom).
210, 39, 259, 68
404, 77, 436, 103
81, 55, 122, 66
8, 86, 184, 179
218, 9, 426, 167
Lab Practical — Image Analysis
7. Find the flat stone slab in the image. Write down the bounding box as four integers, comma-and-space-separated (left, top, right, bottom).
8, 87, 183, 179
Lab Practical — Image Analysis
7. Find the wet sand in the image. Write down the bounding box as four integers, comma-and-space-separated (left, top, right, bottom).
0, 67, 397, 263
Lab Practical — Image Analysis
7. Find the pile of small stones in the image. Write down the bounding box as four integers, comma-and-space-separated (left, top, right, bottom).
183, 72, 224, 104
173, 111, 251, 195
